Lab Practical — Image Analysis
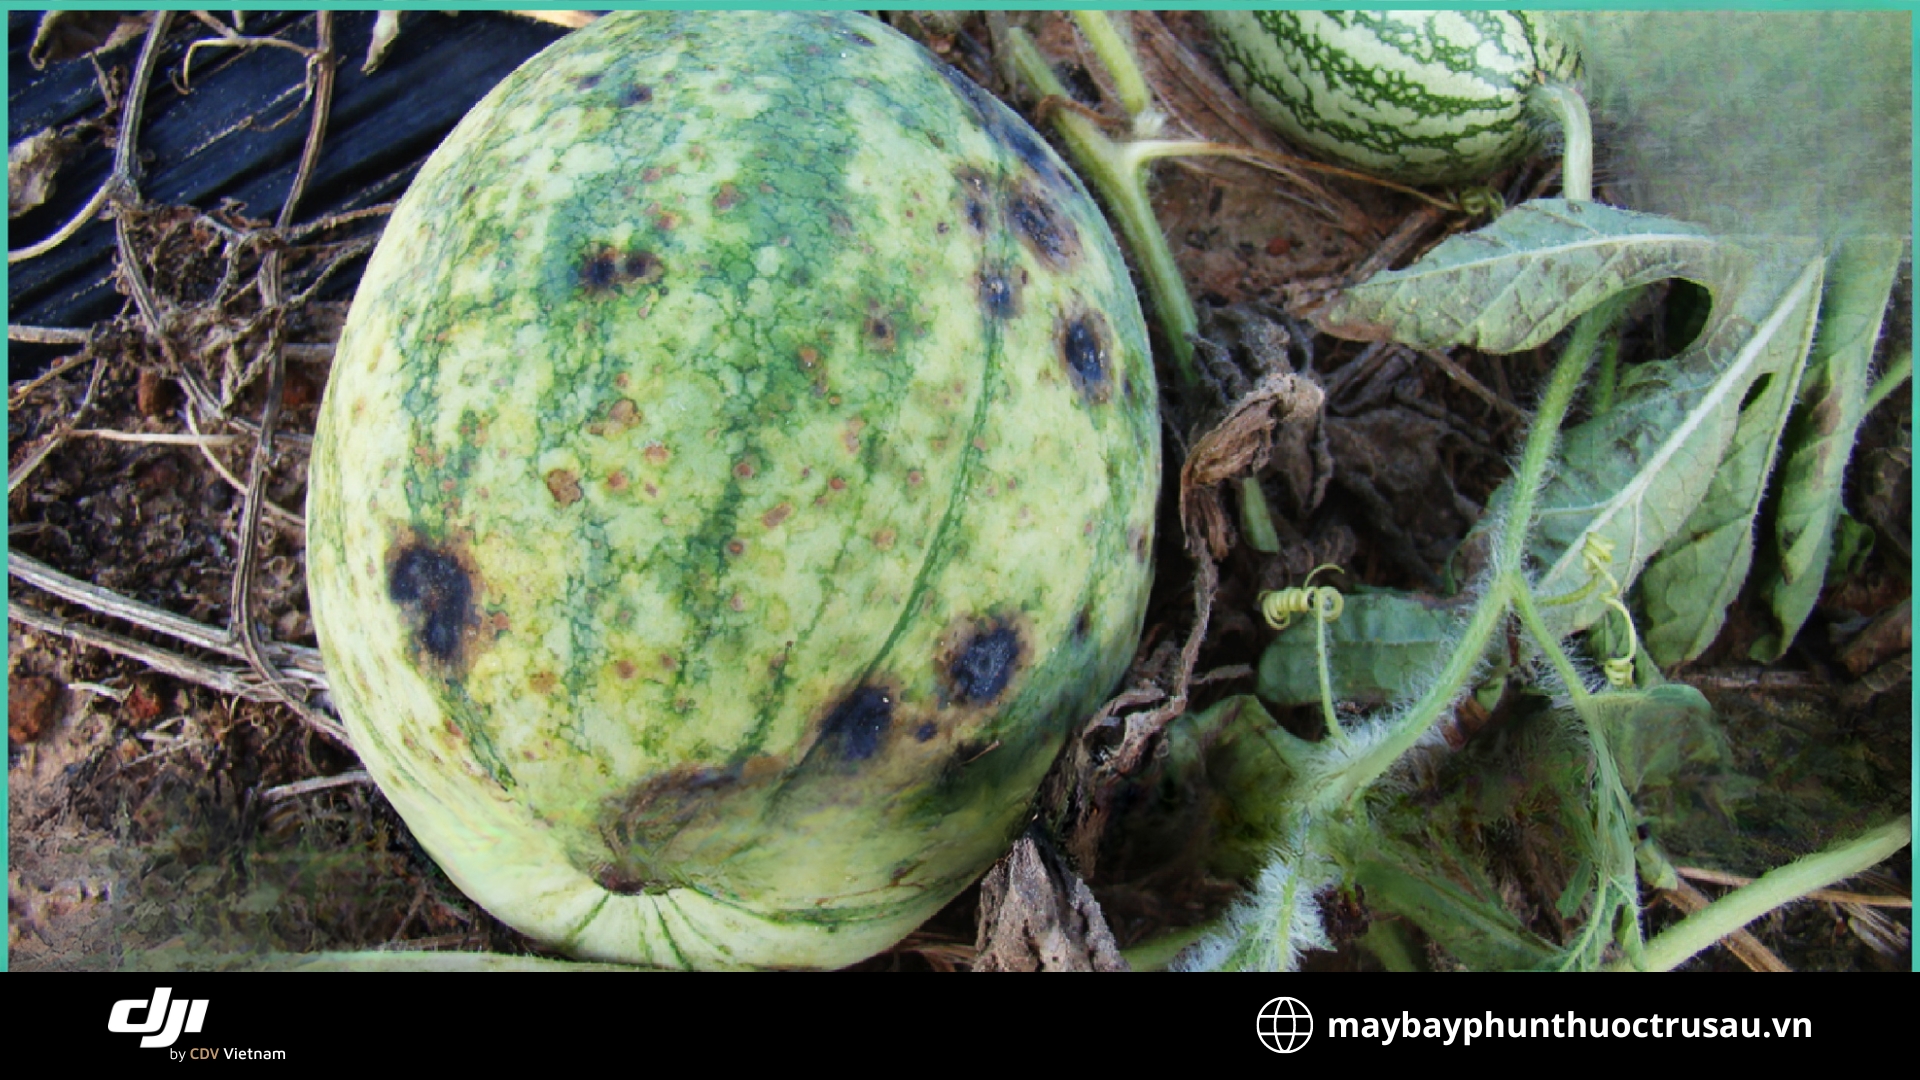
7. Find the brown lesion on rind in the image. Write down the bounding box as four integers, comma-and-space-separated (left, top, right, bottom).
587, 398, 643, 437
592, 754, 788, 893
385, 531, 485, 678
545, 469, 583, 506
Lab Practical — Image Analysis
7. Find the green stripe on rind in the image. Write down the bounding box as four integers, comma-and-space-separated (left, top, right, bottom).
1208, 10, 1581, 186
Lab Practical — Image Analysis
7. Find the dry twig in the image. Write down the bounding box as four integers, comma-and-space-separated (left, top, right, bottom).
9, 550, 327, 681
225, 12, 337, 740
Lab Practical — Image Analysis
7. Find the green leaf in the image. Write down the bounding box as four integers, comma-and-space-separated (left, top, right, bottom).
1751, 236, 1905, 660
1528, 247, 1827, 639
1350, 840, 1559, 971
1825, 514, 1877, 586
1154, 694, 1313, 881
1586, 683, 1722, 799
1255, 591, 1463, 708
1639, 258, 1823, 665
1316, 199, 1713, 353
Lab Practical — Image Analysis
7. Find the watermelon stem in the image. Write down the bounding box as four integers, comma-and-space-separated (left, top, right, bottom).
1529, 82, 1594, 203
1007, 27, 1201, 390
1617, 815, 1912, 972
1124, 140, 1464, 213
1069, 11, 1155, 134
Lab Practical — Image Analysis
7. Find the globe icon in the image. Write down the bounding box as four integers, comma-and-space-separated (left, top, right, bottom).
1256, 996, 1313, 1053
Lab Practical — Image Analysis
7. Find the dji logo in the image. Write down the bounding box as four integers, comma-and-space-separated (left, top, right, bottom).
108, 988, 209, 1049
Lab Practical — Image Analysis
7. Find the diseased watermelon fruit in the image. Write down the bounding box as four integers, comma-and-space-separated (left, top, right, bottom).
1207, 10, 1582, 186
305, 10, 1159, 968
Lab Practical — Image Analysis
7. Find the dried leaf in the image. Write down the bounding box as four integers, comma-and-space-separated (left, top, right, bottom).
1315, 199, 1714, 354
1751, 236, 1906, 660
363, 11, 403, 74
8, 129, 81, 219
28, 11, 150, 69
1178, 370, 1322, 560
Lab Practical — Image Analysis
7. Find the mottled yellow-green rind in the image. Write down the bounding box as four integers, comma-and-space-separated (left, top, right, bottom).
307, 11, 1159, 969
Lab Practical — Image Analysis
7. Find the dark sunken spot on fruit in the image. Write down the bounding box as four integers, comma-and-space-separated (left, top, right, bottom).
1007, 185, 1080, 268
821, 685, 893, 761
955, 167, 991, 233
1073, 606, 1093, 642
867, 315, 895, 348
979, 269, 1017, 320
580, 251, 620, 293
998, 121, 1057, 181
1060, 311, 1111, 403
915, 722, 939, 742
935, 63, 1063, 188
949, 622, 1021, 705
579, 244, 663, 296
620, 83, 654, 106
622, 250, 660, 281
388, 543, 473, 669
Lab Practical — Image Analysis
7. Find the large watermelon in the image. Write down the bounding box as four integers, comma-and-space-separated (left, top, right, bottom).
305, 11, 1160, 969
1208, 10, 1582, 186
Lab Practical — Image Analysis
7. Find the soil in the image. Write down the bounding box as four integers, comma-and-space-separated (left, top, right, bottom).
7, 10, 1909, 972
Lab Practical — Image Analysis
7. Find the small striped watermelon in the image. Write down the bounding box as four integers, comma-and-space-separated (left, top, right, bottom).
1207, 10, 1582, 186
305, 11, 1159, 969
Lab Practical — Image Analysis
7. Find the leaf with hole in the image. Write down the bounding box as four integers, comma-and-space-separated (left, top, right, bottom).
1638, 257, 1823, 665
1527, 246, 1825, 639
